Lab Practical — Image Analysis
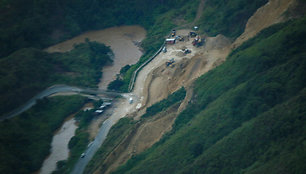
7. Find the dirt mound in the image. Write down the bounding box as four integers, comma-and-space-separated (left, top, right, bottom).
205, 34, 232, 50
176, 51, 186, 57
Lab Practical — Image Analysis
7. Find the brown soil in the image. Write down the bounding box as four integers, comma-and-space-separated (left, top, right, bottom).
193, 0, 206, 25
140, 34, 231, 111
233, 0, 296, 48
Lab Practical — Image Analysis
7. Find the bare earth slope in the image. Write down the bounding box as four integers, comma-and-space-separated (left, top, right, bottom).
233, 0, 296, 48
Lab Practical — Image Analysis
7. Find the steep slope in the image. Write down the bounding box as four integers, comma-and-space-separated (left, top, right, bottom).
197, 0, 268, 38
112, 17, 306, 174
233, 0, 297, 48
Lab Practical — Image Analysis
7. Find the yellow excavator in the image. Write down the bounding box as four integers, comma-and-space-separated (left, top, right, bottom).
166, 58, 175, 67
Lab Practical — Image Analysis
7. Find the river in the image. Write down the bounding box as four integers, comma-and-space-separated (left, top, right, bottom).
46, 25, 146, 90
40, 117, 78, 174
40, 25, 146, 174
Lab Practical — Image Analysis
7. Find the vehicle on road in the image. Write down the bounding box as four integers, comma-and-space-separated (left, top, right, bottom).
87, 141, 94, 148
81, 153, 85, 158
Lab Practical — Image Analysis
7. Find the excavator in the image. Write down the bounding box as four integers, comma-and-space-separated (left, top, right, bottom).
192, 35, 203, 47
166, 58, 175, 67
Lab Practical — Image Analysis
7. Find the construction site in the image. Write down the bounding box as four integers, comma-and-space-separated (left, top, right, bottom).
88, 28, 233, 173
85, 0, 299, 173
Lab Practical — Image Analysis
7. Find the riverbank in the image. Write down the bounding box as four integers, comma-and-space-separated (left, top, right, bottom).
39, 115, 78, 174
45, 25, 146, 90
0, 96, 86, 174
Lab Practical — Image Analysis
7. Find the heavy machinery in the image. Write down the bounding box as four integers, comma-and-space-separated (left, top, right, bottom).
176, 35, 184, 41
192, 35, 203, 47
190, 31, 197, 37
171, 29, 176, 37
166, 58, 175, 67
182, 48, 191, 54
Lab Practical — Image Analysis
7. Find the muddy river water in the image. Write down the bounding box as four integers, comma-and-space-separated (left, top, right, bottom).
46, 25, 146, 90
40, 118, 77, 174
40, 25, 146, 174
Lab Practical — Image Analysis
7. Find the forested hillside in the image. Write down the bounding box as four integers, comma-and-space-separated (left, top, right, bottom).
113, 17, 306, 174
0, 41, 111, 117
198, 0, 268, 38
0, 0, 197, 58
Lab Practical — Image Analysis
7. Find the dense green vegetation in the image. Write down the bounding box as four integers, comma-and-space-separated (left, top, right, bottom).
198, 0, 268, 38
112, 17, 306, 173
0, 0, 198, 58
0, 41, 111, 117
52, 100, 104, 174
84, 117, 136, 174
142, 87, 186, 118
0, 95, 86, 174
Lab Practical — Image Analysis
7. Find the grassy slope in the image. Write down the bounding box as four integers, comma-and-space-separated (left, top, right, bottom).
142, 87, 186, 118
0, 95, 86, 174
0, 41, 111, 117
84, 118, 136, 174
112, 17, 306, 174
